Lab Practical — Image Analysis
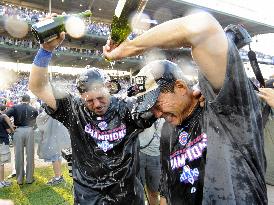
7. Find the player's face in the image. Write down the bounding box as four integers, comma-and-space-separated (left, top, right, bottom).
151, 84, 193, 126
81, 87, 111, 116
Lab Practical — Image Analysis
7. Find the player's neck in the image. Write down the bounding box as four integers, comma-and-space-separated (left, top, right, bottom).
183, 98, 199, 121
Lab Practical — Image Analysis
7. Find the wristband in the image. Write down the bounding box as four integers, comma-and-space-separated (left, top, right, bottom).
33, 48, 53, 68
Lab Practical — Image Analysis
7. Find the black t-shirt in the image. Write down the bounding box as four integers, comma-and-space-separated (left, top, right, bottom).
160, 37, 268, 205
5, 103, 38, 127
0, 115, 9, 144
160, 106, 205, 205
45, 94, 154, 204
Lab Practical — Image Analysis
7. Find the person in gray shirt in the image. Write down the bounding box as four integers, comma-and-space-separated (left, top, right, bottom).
36, 108, 71, 186
138, 118, 165, 205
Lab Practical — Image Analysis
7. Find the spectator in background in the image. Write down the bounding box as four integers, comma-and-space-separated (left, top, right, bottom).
36, 108, 71, 185
258, 79, 274, 108
6, 99, 14, 108
0, 105, 15, 133
259, 79, 274, 185
0, 105, 14, 188
138, 118, 165, 205
5, 94, 38, 185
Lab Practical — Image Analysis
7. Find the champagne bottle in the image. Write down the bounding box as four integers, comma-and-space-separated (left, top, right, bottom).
111, 0, 148, 44
31, 10, 92, 44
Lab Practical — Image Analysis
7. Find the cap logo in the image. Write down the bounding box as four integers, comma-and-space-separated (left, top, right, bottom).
127, 76, 148, 97
98, 121, 108, 130
135, 76, 147, 92
134, 72, 159, 98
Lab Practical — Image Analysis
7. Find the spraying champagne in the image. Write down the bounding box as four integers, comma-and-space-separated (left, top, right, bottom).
31, 10, 92, 44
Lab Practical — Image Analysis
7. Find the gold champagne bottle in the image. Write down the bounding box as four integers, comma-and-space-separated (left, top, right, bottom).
31, 10, 92, 44
111, 0, 148, 44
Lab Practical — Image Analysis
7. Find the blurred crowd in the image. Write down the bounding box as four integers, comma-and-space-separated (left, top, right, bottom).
0, 72, 29, 106
239, 49, 274, 65
0, 3, 47, 23
0, 35, 38, 49
87, 22, 110, 37
0, 34, 145, 59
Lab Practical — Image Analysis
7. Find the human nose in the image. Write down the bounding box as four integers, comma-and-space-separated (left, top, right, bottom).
93, 99, 101, 108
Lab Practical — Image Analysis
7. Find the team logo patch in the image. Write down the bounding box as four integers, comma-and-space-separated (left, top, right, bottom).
98, 121, 108, 130
180, 165, 199, 185
97, 141, 113, 152
178, 131, 189, 146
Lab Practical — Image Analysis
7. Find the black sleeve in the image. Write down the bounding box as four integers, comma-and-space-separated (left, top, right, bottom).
131, 110, 157, 129
159, 122, 171, 198
29, 108, 38, 129
44, 90, 74, 128
120, 98, 157, 129
199, 37, 260, 114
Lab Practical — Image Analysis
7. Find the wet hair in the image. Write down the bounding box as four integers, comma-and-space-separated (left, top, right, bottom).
160, 81, 176, 93
150, 60, 195, 93
159, 77, 195, 93
76, 67, 109, 94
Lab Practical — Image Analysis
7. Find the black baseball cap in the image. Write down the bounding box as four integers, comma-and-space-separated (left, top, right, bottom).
76, 67, 110, 93
133, 60, 187, 113
224, 24, 252, 49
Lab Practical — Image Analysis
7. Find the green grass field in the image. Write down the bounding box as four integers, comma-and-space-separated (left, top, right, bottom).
0, 165, 74, 205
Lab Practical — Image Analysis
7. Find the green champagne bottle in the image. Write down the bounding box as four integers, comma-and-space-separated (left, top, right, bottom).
111, 0, 148, 44
31, 10, 92, 44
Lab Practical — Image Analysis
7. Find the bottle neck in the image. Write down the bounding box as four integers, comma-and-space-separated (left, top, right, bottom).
76, 10, 92, 19
136, 0, 148, 13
